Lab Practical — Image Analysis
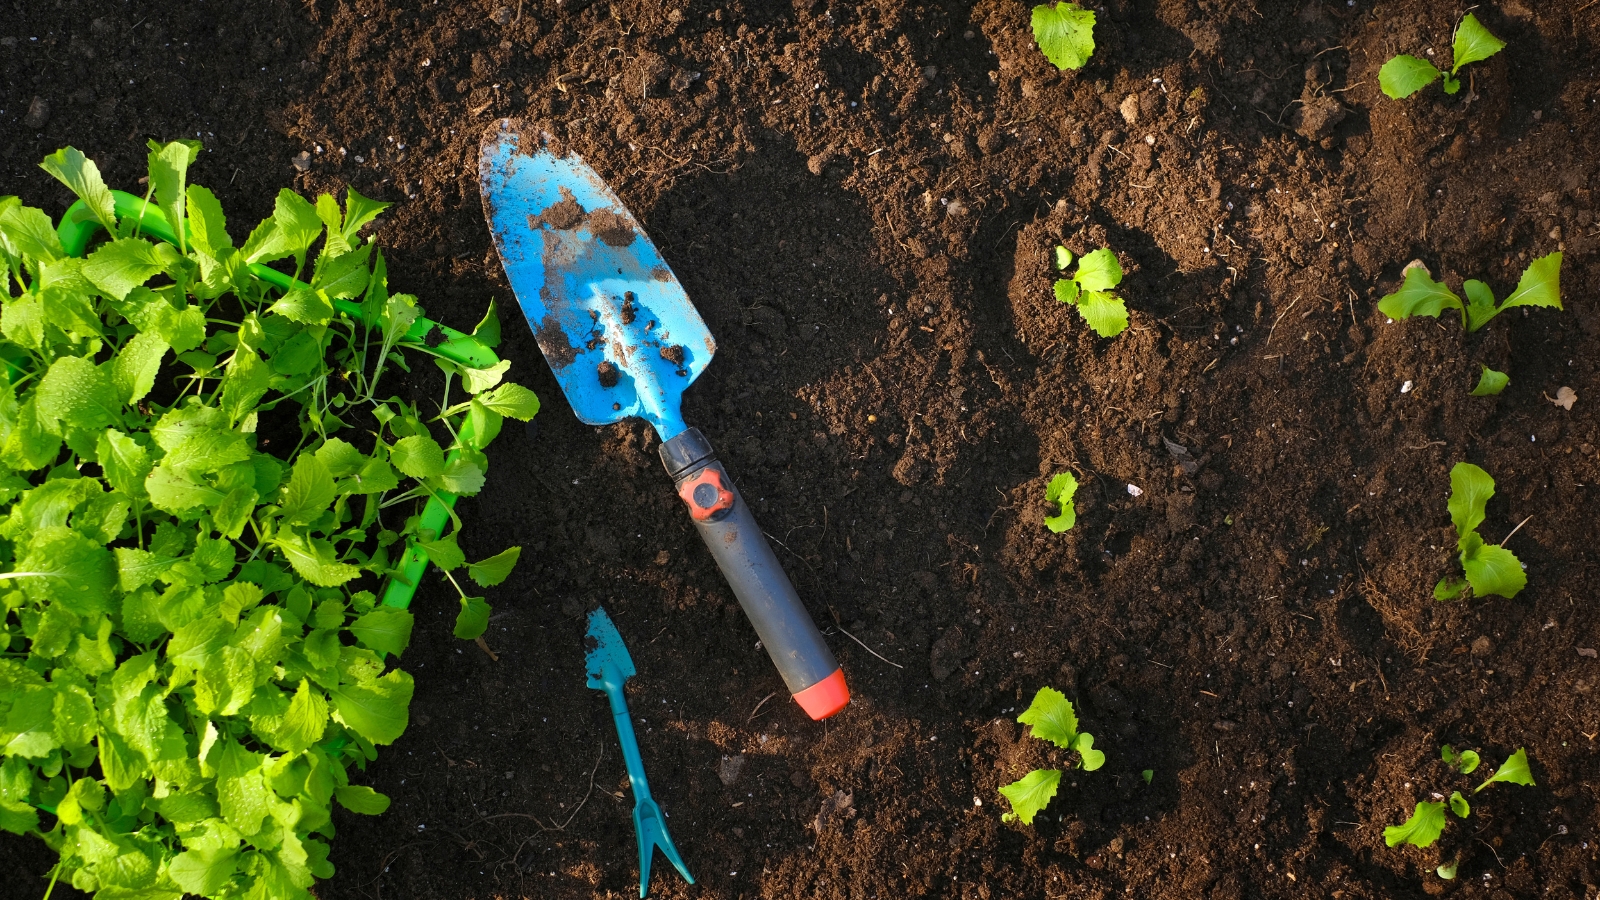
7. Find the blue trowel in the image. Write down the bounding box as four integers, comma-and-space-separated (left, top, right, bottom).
479, 119, 849, 720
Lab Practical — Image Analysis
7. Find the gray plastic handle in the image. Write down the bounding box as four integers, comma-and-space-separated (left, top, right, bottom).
660, 428, 841, 700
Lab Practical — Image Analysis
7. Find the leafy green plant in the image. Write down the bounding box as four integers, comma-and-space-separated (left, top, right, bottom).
997, 686, 1103, 825
1433, 463, 1525, 601
1031, 2, 1096, 71
1379, 13, 1505, 99
0, 144, 537, 899
1385, 747, 1534, 878
1052, 246, 1128, 338
1044, 473, 1078, 533
1378, 253, 1562, 333
1470, 365, 1509, 397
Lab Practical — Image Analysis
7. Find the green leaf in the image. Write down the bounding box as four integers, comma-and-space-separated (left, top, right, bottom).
1031, 2, 1095, 70
0, 203, 65, 261
99, 430, 152, 497
1384, 800, 1446, 848
1378, 267, 1462, 320
272, 188, 324, 256
1, 398, 62, 471
40, 147, 116, 231
146, 140, 201, 252
1072, 732, 1104, 771
419, 532, 466, 571
1053, 246, 1073, 271
329, 669, 413, 745
0, 756, 41, 834
1451, 747, 1481, 775
186, 184, 232, 257
340, 187, 390, 243
219, 347, 272, 424
1073, 248, 1123, 293
115, 547, 177, 592
315, 438, 367, 477
390, 434, 446, 478
145, 463, 225, 513
35, 355, 121, 432
1475, 748, 1535, 792
998, 768, 1061, 825
311, 241, 371, 299
112, 331, 170, 406
1448, 790, 1470, 818
83, 238, 167, 301
334, 784, 392, 815
1016, 686, 1080, 750
1452, 13, 1505, 74
1498, 252, 1562, 314
1044, 472, 1078, 533
216, 739, 273, 836
461, 358, 511, 395
473, 299, 502, 348
1379, 55, 1442, 99
273, 531, 361, 588
1470, 365, 1509, 397
1434, 575, 1468, 601
167, 847, 239, 896
1052, 278, 1081, 306
438, 457, 486, 495
193, 645, 256, 716
1460, 536, 1526, 599
2, 686, 56, 757
348, 607, 414, 659
1447, 462, 1495, 538
476, 382, 541, 420
468, 546, 521, 588
454, 596, 491, 640
1076, 291, 1130, 338
262, 679, 329, 753
16, 526, 116, 617
269, 288, 336, 326
346, 456, 399, 495
279, 453, 337, 526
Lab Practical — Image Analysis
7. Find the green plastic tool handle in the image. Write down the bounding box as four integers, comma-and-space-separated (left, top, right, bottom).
56, 190, 498, 369
595, 664, 654, 805
54, 190, 487, 613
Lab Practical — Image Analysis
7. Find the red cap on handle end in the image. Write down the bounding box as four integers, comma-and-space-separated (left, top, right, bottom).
793, 668, 849, 720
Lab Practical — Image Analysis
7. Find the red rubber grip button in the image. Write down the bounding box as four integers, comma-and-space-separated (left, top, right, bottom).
792, 668, 849, 720
677, 467, 735, 521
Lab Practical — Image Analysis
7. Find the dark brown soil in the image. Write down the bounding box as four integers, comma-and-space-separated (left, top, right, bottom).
6, 1, 1600, 899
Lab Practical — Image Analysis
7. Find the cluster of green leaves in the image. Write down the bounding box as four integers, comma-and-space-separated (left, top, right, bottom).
1052, 246, 1128, 338
0, 144, 536, 899
1031, 2, 1096, 71
1433, 463, 1525, 601
1379, 13, 1505, 100
997, 686, 1104, 825
1378, 253, 1561, 334
1043, 473, 1078, 534
1385, 746, 1534, 877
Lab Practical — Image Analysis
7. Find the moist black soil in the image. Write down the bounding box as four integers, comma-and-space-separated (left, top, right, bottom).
6, 2, 1600, 899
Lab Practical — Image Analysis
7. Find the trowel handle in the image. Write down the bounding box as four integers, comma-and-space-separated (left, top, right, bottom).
659, 428, 849, 720
600, 680, 653, 804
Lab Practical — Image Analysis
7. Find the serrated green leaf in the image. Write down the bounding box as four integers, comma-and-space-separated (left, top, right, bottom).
1470, 365, 1509, 397
194, 645, 256, 717
51, 681, 97, 750
269, 288, 335, 326
40, 146, 116, 231
99, 429, 151, 498
147, 139, 201, 253
349, 607, 413, 658
1076, 290, 1129, 337
329, 669, 413, 745
468, 546, 521, 588
419, 532, 465, 571
1498, 252, 1562, 313
1475, 748, 1535, 792
1434, 575, 1468, 601
272, 530, 360, 588
1, 296, 44, 351
438, 457, 486, 495
1031, 2, 1095, 70
145, 463, 225, 513
1452, 13, 1505, 74
461, 358, 511, 395
472, 299, 502, 348
1052, 277, 1081, 306
1073, 248, 1122, 292
35, 355, 121, 433
311, 241, 371, 299
16, 526, 116, 616
339, 186, 389, 244
454, 596, 491, 640
279, 454, 337, 526
272, 189, 324, 257
1016, 686, 1080, 749
0, 202, 65, 262
1379, 54, 1442, 99
263, 679, 328, 753
476, 382, 541, 421
83, 238, 167, 301
1461, 538, 1525, 599
115, 548, 177, 592
1044, 473, 1077, 533
0, 756, 40, 834
1384, 800, 1446, 848
1378, 267, 1462, 320
315, 438, 366, 477
346, 456, 399, 495
167, 847, 239, 896
334, 784, 391, 815
1447, 462, 1494, 538
390, 434, 445, 478
998, 768, 1061, 825
2, 686, 56, 757
186, 183, 231, 257
216, 739, 273, 836
112, 331, 170, 407
1, 398, 62, 471
219, 347, 272, 424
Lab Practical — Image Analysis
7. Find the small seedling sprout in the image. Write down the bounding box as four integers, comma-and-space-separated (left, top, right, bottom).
1470, 365, 1509, 397
1384, 746, 1535, 869
1380, 13, 1505, 99
1433, 463, 1526, 601
1031, 3, 1096, 71
1053, 246, 1129, 337
1378, 252, 1561, 333
998, 686, 1104, 825
1044, 473, 1078, 533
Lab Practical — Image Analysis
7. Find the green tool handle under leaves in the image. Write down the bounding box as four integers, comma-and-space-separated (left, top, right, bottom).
56, 189, 487, 614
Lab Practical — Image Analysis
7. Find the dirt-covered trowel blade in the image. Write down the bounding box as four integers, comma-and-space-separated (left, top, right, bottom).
583, 606, 636, 687
478, 118, 714, 441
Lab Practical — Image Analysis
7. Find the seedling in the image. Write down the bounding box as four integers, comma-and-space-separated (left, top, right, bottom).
1378, 253, 1562, 333
1032, 2, 1096, 71
997, 686, 1104, 825
1044, 473, 1078, 533
1053, 246, 1128, 338
1379, 13, 1505, 99
1470, 365, 1509, 397
1434, 463, 1526, 601
1385, 747, 1534, 878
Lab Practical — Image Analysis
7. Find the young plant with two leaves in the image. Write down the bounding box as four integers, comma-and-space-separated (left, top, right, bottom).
1433, 462, 1526, 601
1379, 13, 1505, 100
0, 143, 537, 899
997, 686, 1104, 825
1384, 745, 1535, 879
1053, 246, 1129, 338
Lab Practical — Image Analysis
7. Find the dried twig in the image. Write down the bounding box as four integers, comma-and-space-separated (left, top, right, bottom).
834, 623, 905, 669
1500, 514, 1533, 548
747, 691, 779, 722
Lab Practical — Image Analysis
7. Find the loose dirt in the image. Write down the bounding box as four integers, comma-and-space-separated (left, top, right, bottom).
5, 1, 1600, 899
